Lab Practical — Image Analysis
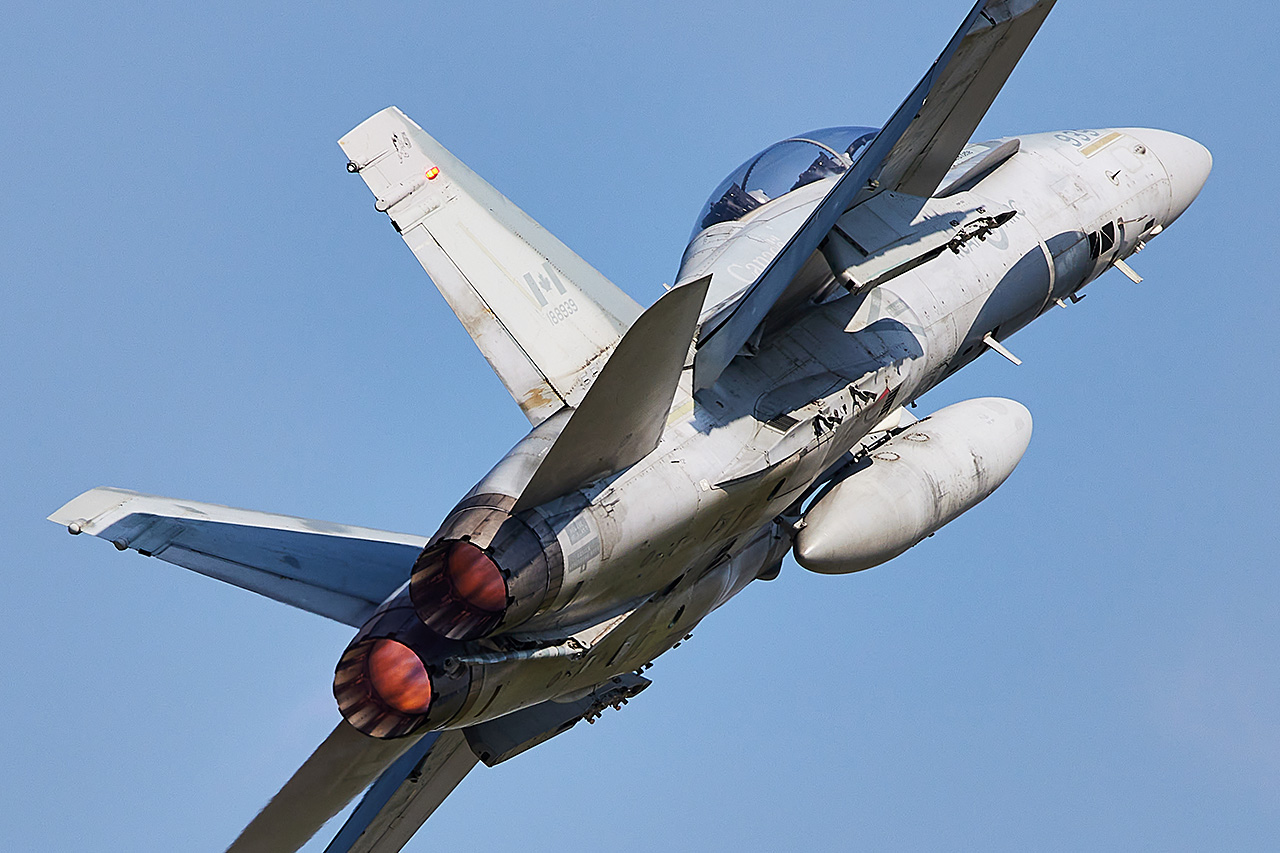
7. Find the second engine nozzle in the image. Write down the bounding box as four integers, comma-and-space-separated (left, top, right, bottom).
410, 501, 563, 641
333, 597, 472, 738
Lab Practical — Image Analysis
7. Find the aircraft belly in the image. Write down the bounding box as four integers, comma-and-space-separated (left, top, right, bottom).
445, 523, 784, 728
969, 214, 1053, 340
1045, 233, 1092, 303
585, 522, 786, 670
524, 320, 907, 639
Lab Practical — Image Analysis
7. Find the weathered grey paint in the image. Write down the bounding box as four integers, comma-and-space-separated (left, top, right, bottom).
47, 5, 1213, 845
420, 127, 1210, 731
51, 127, 1212, 740
794, 397, 1033, 574
339, 108, 643, 425
690, 0, 1057, 391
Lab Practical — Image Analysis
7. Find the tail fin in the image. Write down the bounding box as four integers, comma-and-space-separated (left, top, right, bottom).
513, 276, 710, 511
340, 108, 641, 424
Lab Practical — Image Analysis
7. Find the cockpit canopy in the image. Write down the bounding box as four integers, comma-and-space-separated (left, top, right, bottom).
694, 126, 879, 237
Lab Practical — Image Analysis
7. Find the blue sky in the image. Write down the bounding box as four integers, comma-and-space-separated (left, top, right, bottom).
4, 1, 1277, 850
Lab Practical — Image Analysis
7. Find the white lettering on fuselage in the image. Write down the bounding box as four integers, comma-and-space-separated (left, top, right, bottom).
726, 234, 785, 283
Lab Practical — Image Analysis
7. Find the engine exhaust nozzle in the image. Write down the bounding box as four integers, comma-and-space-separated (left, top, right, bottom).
409, 502, 562, 641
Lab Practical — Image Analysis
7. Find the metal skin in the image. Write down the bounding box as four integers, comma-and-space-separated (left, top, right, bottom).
794, 397, 1034, 574
341, 127, 1211, 737
43, 4, 1217, 845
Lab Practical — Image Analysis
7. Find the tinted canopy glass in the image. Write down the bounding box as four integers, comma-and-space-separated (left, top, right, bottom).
694, 126, 879, 236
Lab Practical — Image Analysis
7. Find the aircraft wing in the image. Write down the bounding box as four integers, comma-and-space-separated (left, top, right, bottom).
49, 487, 426, 626
227, 726, 478, 853
229, 675, 650, 852
693, 0, 1055, 390
864, 0, 1056, 199
320, 731, 477, 853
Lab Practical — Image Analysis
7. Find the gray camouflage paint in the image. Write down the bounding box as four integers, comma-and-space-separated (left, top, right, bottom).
407, 128, 1210, 729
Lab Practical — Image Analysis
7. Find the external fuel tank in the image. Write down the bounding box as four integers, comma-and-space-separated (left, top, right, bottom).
794, 397, 1032, 574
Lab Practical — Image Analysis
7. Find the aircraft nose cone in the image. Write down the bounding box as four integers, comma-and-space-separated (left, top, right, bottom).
1142, 129, 1212, 227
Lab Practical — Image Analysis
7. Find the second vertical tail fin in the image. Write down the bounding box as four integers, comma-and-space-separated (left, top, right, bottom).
341, 108, 643, 424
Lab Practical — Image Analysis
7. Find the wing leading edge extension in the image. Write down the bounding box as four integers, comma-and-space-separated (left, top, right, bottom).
693, 0, 1056, 390
49, 487, 426, 626
341, 108, 642, 425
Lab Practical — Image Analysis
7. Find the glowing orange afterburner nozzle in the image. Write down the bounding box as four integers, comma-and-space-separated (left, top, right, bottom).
447, 542, 507, 612
409, 509, 556, 641
365, 639, 432, 715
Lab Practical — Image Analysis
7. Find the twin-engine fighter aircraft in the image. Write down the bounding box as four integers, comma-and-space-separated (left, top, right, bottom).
50, 1, 1210, 850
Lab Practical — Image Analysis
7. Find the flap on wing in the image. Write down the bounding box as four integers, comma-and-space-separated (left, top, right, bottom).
691, 0, 1054, 391
50, 487, 426, 626
341, 108, 643, 425
323, 731, 478, 853
513, 276, 710, 511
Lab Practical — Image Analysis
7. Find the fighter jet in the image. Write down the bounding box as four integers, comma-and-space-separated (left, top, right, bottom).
49, 1, 1210, 850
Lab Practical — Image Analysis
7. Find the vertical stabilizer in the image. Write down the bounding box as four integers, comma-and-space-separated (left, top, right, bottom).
341, 108, 642, 424
513, 276, 710, 511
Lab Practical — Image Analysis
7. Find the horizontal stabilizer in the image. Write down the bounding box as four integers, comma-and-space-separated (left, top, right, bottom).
341, 108, 642, 424
692, 0, 1054, 390
226, 722, 422, 853
514, 276, 710, 511
323, 731, 478, 853
49, 487, 426, 626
